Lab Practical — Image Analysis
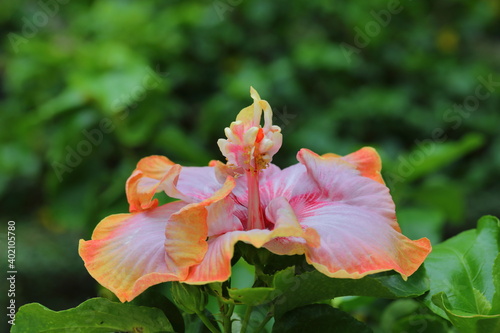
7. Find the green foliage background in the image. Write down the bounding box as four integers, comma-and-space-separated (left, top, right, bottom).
1, 0, 499, 331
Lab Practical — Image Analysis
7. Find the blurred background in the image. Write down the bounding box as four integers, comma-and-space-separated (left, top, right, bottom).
1, 0, 499, 331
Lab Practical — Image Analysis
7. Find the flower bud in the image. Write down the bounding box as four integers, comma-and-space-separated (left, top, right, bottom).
171, 282, 208, 314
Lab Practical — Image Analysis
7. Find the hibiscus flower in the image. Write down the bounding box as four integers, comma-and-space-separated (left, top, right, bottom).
79, 88, 431, 302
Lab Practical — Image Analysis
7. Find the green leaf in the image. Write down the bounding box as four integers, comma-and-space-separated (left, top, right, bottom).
398, 133, 485, 182
273, 265, 429, 318
234, 304, 270, 332
423, 215, 500, 332
432, 293, 500, 333
492, 256, 500, 314
228, 287, 276, 306
33, 89, 86, 123
412, 178, 466, 225
390, 314, 452, 333
272, 304, 372, 333
397, 207, 445, 245
12, 297, 174, 333
380, 299, 450, 333
183, 311, 218, 333
132, 285, 185, 333
152, 126, 212, 164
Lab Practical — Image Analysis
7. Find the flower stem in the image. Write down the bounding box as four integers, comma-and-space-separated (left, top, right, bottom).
240, 305, 254, 333
196, 311, 221, 333
253, 310, 273, 333
222, 303, 235, 332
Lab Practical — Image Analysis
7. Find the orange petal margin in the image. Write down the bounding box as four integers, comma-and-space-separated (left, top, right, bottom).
342, 147, 385, 184
126, 156, 184, 213
322, 147, 384, 184
79, 201, 192, 302
165, 176, 237, 269
80, 177, 236, 302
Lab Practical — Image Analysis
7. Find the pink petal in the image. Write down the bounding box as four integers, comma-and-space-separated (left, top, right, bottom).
230, 163, 317, 228
79, 201, 193, 302
300, 201, 431, 279
260, 163, 317, 206
264, 196, 320, 255
320, 147, 384, 184
126, 156, 233, 213
80, 177, 237, 302
183, 232, 241, 283
176, 166, 225, 202
206, 197, 244, 237
184, 197, 317, 284
297, 148, 397, 225
287, 148, 431, 278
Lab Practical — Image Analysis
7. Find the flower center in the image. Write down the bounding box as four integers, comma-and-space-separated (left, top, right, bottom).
217, 87, 283, 229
